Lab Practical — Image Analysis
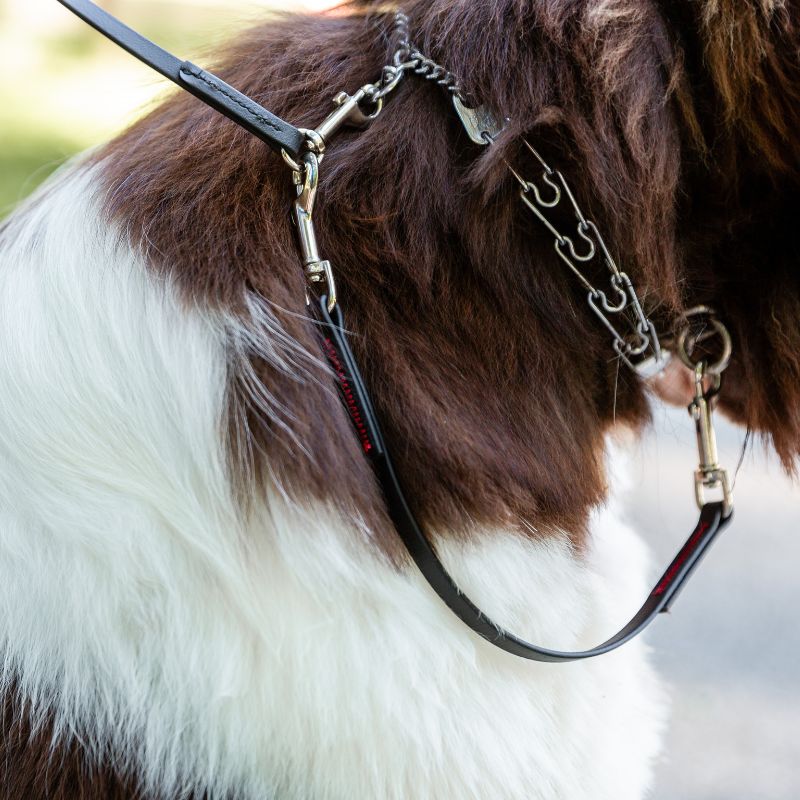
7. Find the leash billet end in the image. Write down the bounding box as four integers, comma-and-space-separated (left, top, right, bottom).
655, 501, 732, 615
57, 0, 304, 157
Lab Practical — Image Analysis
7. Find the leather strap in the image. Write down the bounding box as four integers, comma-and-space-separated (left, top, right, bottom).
57, 0, 305, 158
318, 296, 733, 662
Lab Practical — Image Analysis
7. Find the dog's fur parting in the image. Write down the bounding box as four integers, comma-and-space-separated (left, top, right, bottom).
0, 0, 798, 797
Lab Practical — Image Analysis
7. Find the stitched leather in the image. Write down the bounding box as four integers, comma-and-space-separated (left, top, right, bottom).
318, 296, 733, 663
57, 0, 305, 157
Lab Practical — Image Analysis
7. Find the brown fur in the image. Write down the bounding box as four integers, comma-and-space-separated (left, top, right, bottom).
1, 691, 145, 799
94, 0, 684, 551
3, 0, 799, 796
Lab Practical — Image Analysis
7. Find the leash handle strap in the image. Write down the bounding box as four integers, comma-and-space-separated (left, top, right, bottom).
56, 0, 305, 158
318, 297, 733, 663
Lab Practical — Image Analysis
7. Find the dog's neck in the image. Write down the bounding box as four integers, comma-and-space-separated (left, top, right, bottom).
95, 7, 670, 550
92, 1, 800, 559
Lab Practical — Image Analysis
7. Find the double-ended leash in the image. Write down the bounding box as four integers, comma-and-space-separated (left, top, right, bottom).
57, 0, 734, 663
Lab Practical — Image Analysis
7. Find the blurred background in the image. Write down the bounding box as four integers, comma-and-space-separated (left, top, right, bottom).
1, 1, 798, 798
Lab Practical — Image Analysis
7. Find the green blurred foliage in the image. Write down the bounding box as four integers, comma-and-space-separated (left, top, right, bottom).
0, 0, 285, 217
0, 129, 84, 215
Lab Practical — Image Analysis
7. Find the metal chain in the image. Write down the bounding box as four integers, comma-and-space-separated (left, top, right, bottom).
362, 11, 466, 105
287, 10, 471, 311
502, 137, 664, 374
378, 14, 657, 374
295, 9, 665, 375
287, 9, 733, 512
385, 11, 659, 375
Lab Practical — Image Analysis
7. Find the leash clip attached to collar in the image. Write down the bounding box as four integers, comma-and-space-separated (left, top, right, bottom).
676, 306, 735, 516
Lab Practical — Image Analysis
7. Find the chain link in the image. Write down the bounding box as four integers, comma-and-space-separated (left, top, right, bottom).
287, 8, 733, 514
362, 12, 466, 105
296, 9, 664, 375
505, 138, 663, 373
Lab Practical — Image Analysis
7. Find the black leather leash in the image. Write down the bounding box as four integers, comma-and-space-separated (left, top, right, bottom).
57, 0, 734, 663
57, 0, 305, 158
318, 297, 731, 662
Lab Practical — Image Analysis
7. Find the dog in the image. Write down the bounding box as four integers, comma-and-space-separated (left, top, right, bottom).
1, 1, 798, 797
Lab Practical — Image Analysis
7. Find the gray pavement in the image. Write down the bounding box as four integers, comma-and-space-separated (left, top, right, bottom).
622, 405, 799, 799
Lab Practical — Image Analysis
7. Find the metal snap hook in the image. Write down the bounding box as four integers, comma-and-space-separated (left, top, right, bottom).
292, 151, 337, 312
689, 361, 732, 515
308, 87, 383, 153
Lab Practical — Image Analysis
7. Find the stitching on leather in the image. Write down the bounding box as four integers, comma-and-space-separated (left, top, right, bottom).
183, 68, 284, 136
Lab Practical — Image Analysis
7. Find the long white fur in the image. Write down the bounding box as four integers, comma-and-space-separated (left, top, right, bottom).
0, 164, 667, 799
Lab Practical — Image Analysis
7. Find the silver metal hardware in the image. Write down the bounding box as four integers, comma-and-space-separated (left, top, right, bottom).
689, 363, 733, 514
674, 308, 734, 514
285, 10, 457, 311
675, 305, 733, 376
287, 9, 666, 379
281, 148, 304, 173
452, 97, 505, 145
513, 143, 664, 375
308, 88, 383, 153
284, 7, 737, 528
450, 76, 664, 375
292, 150, 336, 311
388, 11, 465, 98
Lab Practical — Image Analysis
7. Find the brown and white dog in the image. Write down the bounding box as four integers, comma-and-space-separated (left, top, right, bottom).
1, 1, 798, 797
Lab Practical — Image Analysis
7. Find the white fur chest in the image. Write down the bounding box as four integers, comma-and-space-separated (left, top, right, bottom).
0, 166, 666, 799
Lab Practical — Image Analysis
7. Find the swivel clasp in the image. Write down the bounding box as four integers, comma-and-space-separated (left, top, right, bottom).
292, 150, 336, 311
676, 306, 734, 515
